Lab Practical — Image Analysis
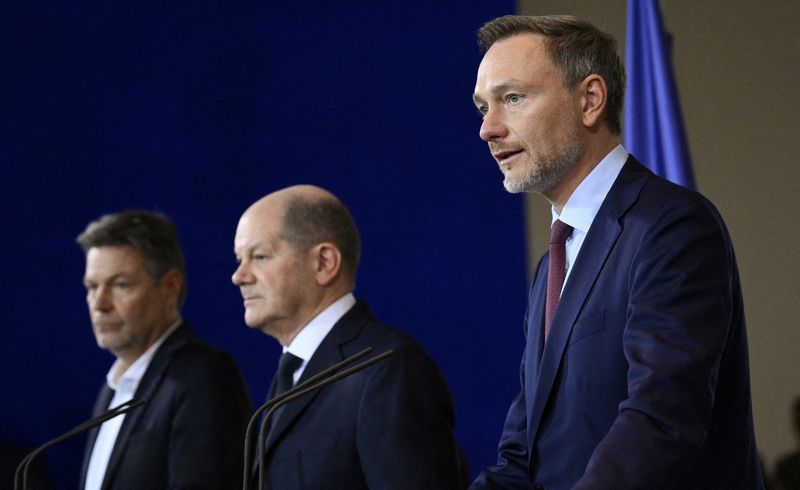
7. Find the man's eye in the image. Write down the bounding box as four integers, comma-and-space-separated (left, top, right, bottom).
114, 282, 130, 289
253, 254, 268, 261
506, 94, 522, 104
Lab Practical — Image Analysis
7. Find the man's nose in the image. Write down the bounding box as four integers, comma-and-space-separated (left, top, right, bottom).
479, 108, 509, 142
231, 261, 252, 286
90, 286, 112, 312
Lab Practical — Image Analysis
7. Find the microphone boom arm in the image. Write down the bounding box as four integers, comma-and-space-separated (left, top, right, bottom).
14, 398, 146, 490
256, 349, 395, 490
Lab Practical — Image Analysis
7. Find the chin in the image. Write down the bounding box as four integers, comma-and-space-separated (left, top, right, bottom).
244, 314, 266, 330
503, 175, 535, 193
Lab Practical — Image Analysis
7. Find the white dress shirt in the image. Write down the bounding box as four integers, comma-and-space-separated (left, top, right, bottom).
552, 145, 628, 289
283, 293, 356, 385
83, 319, 181, 490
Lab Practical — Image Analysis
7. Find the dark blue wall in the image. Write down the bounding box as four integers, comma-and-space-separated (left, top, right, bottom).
0, 2, 526, 487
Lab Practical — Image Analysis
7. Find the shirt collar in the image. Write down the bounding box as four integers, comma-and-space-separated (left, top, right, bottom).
552, 144, 628, 232
106, 318, 182, 394
285, 293, 356, 362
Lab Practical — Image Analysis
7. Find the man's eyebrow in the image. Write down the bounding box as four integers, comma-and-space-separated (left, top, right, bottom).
234, 241, 265, 256
83, 272, 127, 285
474, 81, 531, 102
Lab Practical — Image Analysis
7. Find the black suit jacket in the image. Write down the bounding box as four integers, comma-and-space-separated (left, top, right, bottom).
473, 157, 763, 489
259, 300, 462, 489
80, 323, 252, 490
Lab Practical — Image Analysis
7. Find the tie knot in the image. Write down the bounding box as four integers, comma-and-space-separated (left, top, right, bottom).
278, 352, 303, 375
550, 219, 573, 245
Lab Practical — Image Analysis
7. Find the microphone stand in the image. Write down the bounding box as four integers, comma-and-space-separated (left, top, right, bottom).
256, 349, 395, 490
14, 398, 146, 490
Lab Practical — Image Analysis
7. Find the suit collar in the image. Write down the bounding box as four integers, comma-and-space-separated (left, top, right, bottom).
553, 144, 628, 234
526, 157, 652, 451
285, 293, 356, 368
264, 301, 372, 452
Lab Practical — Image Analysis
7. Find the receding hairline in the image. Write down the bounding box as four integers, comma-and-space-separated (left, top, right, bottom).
247, 185, 340, 217
239, 186, 348, 247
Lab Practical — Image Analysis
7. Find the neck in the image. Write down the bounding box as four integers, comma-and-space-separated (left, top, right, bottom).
114, 314, 179, 368
272, 287, 352, 346
545, 133, 620, 213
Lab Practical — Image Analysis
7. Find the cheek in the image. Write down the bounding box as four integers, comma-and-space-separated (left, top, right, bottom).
114, 302, 135, 323
513, 119, 542, 146
119, 296, 151, 323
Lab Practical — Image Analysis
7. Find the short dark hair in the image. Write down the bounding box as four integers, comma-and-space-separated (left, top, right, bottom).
477, 15, 625, 134
77, 210, 187, 306
280, 194, 361, 283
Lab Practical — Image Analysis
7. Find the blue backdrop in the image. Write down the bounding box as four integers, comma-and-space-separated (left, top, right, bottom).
1, 2, 526, 487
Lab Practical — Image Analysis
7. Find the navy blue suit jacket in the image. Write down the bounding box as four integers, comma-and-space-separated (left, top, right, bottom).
473, 157, 762, 489
80, 323, 252, 490
258, 300, 462, 489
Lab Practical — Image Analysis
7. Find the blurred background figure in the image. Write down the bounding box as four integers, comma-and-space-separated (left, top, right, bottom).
77, 211, 252, 490
773, 395, 800, 490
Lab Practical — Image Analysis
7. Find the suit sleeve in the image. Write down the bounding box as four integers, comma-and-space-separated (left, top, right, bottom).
574, 198, 738, 488
166, 348, 253, 490
355, 342, 463, 490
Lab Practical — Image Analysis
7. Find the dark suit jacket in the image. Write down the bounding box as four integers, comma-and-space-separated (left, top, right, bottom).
259, 300, 462, 489
473, 157, 763, 489
79, 323, 252, 490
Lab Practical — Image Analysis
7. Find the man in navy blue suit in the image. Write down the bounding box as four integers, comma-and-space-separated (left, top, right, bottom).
232, 185, 462, 489
470, 15, 763, 489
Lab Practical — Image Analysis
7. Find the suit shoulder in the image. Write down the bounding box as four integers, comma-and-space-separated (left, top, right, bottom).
161, 332, 246, 387
639, 174, 725, 221
356, 318, 435, 358
618, 174, 732, 246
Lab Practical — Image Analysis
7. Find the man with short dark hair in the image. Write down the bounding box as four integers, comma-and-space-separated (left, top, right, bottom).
232, 185, 462, 489
78, 210, 251, 490
471, 15, 762, 489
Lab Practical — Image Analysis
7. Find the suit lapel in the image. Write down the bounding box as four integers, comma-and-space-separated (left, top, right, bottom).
79, 386, 114, 488
264, 301, 369, 453
525, 258, 549, 373
526, 157, 652, 449
101, 323, 193, 489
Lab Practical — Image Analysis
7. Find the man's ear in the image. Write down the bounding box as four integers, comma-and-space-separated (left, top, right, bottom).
159, 269, 183, 309
580, 74, 608, 129
313, 243, 342, 286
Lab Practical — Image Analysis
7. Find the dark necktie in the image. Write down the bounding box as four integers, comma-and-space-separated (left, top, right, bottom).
545, 219, 573, 340
274, 352, 303, 396
260, 353, 302, 446
252, 352, 303, 485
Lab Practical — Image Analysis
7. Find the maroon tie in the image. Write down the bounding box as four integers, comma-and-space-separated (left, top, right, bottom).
545, 219, 573, 340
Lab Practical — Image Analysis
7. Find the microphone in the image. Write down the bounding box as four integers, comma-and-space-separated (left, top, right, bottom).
14, 398, 146, 490
242, 348, 395, 490
242, 346, 375, 490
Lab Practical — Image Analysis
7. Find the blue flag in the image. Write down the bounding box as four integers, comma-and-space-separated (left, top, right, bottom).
624, 0, 695, 189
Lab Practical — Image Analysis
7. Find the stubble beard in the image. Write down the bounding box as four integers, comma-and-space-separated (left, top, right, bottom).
502, 137, 583, 194
95, 327, 136, 358
501, 104, 586, 194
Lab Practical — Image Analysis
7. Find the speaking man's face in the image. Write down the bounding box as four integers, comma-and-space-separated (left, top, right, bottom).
473, 33, 585, 195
